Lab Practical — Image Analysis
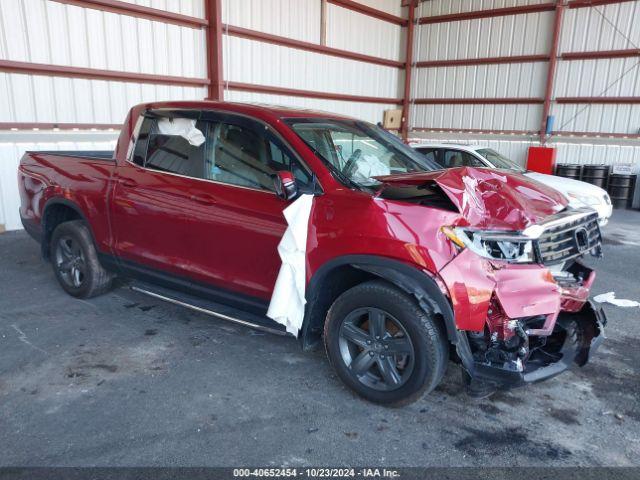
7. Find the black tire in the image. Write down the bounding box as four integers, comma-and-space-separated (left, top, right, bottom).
50, 220, 113, 299
324, 280, 448, 406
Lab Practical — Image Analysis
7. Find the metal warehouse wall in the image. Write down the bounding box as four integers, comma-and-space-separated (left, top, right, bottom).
2, 0, 639, 231
0, 0, 209, 124
409, 0, 640, 169
0, 0, 408, 231
412, 1, 552, 132
553, 2, 640, 134
222, 0, 403, 119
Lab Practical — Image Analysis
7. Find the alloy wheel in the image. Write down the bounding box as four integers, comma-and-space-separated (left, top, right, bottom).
55, 236, 86, 288
338, 307, 415, 391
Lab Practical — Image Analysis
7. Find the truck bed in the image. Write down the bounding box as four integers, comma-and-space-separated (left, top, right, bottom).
18, 150, 118, 253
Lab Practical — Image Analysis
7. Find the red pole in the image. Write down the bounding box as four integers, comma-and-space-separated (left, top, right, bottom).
540, 0, 565, 144
401, 0, 416, 142
204, 0, 224, 101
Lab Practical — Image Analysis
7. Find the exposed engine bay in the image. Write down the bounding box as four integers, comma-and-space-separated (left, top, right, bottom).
458, 256, 606, 396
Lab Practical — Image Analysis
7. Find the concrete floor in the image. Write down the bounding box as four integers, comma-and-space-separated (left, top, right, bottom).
0, 210, 639, 467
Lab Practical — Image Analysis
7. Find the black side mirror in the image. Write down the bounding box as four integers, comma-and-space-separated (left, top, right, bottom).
274, 171, 298, 201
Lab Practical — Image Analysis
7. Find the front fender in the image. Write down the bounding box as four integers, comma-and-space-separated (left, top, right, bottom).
301, 254, 477, 372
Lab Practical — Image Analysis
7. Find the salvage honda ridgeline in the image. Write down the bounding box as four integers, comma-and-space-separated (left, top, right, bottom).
18, 101, 606, 405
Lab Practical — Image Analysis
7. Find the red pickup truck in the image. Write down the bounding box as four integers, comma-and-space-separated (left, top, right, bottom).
18, 101, 606, 405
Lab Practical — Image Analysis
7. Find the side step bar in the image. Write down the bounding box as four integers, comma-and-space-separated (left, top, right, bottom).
130, 285, 290, 337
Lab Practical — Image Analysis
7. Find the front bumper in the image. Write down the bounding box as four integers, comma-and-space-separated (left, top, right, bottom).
437, 248, 605, 394
466, 300, 606, 393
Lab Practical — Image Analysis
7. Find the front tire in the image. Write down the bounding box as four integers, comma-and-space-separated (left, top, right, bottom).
324, 280, 448, 406
50, 220, 113, 298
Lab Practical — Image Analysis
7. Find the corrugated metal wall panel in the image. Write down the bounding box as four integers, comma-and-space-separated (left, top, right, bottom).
554, 58, 640, 98
559, 1, 640, 53
223, 36, 401, 98
418, 0, 551, 17
411, 104, 542, 131
325, 4, 403, 61
225, 89, 394, 124
114, 0, 205, 18
413, 62, 547, 98
410, 10, 552, 134
0, 72, 206, 123
222, 0, 321, 43
0, 0, 206, 77
550, 103, 640, 135
355, 0, 403, 16
0, 0, 208, 124
0, 135, 118, 231
415, 12, 552, 61
550, 1, 640, 135
554, 141, 640, 168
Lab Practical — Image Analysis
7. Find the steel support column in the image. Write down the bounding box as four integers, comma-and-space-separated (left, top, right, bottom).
540, 0, 566, 144
400, 1, 416, 141
204, 0, 224, 101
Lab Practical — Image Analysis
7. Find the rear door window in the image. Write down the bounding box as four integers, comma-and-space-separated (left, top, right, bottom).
145, 121, 207, 178
131, 113, 208, 180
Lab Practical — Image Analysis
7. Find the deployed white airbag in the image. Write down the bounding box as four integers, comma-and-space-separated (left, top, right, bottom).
158, 118, 205, 147
351, 154, 390, 184
267, 194, 314, 336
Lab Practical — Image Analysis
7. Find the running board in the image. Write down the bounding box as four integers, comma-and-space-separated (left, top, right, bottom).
130, 285, 290, 337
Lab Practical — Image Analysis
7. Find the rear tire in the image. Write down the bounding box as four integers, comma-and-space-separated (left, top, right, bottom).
324, 280, 448, 406
50, 220, 113, 298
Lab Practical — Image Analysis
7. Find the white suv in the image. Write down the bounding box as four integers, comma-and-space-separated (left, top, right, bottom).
412, 143, 613, 227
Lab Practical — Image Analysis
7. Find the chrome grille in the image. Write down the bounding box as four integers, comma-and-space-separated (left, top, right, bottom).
535, 211, 601, 265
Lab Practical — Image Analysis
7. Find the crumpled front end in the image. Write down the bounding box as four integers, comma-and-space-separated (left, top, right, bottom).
439, 249, 606, 394
470, 300, 606, 394
376, 167, 606, 394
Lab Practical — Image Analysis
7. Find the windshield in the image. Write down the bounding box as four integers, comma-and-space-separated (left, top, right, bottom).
285, 119, 441, 188
476, 148, 525, 173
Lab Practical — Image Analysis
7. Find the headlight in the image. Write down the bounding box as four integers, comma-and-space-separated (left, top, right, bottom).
566, 191, 601, 207
441, 226, 536, 263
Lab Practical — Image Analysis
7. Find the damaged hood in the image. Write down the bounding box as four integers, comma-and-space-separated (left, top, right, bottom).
375, 167, 568, 230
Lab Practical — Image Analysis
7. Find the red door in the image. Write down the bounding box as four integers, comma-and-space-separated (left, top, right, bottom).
111, 110, 311, 301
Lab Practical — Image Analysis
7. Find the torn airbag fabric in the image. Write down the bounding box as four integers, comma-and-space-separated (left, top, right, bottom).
267, 194, 314, 336
157, 118, 205, 146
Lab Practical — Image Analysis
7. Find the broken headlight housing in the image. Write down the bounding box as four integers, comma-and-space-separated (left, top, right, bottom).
442, 227, 536, 263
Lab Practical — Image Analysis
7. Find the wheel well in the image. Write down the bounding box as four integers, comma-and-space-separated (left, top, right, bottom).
300, 256, 460, 355
301, 265, 377, 350
41, 203, 82, 259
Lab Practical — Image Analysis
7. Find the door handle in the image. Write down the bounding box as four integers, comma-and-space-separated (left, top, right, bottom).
119, 178, 138, 188
190, 193, 216, 205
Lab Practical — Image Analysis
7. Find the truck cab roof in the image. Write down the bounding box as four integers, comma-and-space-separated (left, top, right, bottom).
133, 100, 358, 122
